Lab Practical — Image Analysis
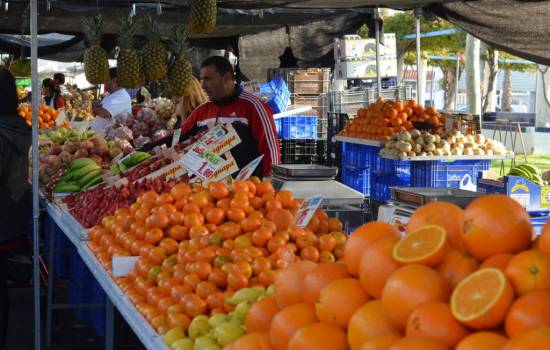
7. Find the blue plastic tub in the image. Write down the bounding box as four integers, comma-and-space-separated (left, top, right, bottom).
280, 115, 318, 140
342, 165, 371, 196
371, 172, 411, 201
341, 142, 381, 170
411, 160, 490, 188
261, 77, 290, 114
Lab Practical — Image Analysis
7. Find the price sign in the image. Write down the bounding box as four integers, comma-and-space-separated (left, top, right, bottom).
55, 111, 67, 127
235, 155, 264, 181
112, 256, 139, 277
293, 195, 323, 228
199, 124, 242, 155
208, 158, 239, 183
171, 128, 182, 148
180, 142, 225, 180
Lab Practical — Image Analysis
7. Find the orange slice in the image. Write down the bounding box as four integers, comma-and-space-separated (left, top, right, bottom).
392, 225, 449, 266
451, 268, 514, 329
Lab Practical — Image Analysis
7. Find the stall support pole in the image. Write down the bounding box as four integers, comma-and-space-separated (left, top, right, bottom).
30, 0, 41, 348
45, 220, 56, 348
415, 15, 422, 104
455, 55, 460, 110
105, 298, 114, 350
374, 8, 382, 97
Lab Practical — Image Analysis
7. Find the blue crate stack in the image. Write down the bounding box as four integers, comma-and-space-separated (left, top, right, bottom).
341, 142, 381, 196
411, 160, 490, 188
280, 115, 318, 140
261, 77, 291, 114
371, 157, 412, 201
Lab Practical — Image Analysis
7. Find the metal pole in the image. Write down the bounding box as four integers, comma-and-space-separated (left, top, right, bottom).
415, 16, 422, 104
30, 0, 41, 348
374, 8, 382, 98
46, 219, 55, 347
430, 65, 435, 107
455, 54, 460, 110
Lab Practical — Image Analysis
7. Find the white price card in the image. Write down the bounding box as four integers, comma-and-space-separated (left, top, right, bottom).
235, 155, 264, 181
199, 124, 242, 154
55, 111, 67, 127
180, 142, 225, 180
171, 128, 181, 148
112, 256, 139, 277
293, 195, 323, 228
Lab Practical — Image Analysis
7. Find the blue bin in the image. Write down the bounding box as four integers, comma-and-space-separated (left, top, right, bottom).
261, 77, 290, 114
411, 160, 490, 188
280, 115, 318, 140
341, 142, 381, 170
274, 118, 282, 137
342, 165, 371, 196
371, 172, 411, 201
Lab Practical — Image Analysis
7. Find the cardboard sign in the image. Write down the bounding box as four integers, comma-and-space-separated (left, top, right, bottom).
55, 111, 67, 127
180, 142, 225, 180
207, 158, 240, 184
199, 124, 242, 155
144, 160, 187, 181
235, 155, 264, 181
112, 256, 139, 277
293, 195, 323, 228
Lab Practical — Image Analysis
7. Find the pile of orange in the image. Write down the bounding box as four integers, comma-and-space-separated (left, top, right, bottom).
18, 104, 68, 128
228, 194, 550, 350
339, 98, 444, 141
86, 179, 347, 335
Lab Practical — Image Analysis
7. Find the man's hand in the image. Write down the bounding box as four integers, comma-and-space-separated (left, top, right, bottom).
93, 105, 111, 118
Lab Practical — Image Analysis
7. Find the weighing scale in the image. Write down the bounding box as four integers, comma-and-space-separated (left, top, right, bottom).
270, 164, 366, 231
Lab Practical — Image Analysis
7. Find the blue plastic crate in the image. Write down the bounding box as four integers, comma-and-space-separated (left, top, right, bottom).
274, 118, 282, 137
371, 172, 411, 201
411, 160, 490, 188
280, 115, 318, 140
377, 157, 411, 176
342, 165, 371, 196
341, 142, 381, 170
261, 77, 290, 114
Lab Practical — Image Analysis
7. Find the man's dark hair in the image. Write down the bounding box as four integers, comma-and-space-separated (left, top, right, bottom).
0, 67, 18, 116
201, 56, 234, 78
42, 78, 59, 93
53, 72, 65, 84
109, 67, 118, 80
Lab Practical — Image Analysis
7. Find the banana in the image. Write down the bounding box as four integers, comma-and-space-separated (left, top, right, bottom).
68, 158, 96, 172
516, 164, 542, 177
81, 175, 103, 190
77, 169, 103, 187
64, 162, 100, 181
121, 151, 150, 168
54, 182, 81, 193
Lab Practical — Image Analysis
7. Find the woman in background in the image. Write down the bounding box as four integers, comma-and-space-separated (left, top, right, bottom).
42, 78, 65, 110
0, 67, 31, 348
171, 76, 207, 129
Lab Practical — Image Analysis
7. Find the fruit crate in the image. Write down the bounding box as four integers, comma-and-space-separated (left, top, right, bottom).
259, 77, 291, 114
280, 139, 318, 164
365, 86, 413, 104
268, 68, 331, 94
326, 112, 350, 167
371, 172, 412, 201
411, 159, 491, 188
363, 76, 398, 89
274, 118, 282, 137
477, 173, 550, 213
330, 89, 369, 116
280, 115, 318, 140
342, 142, 381, 170
292, 94, 328, 140
342, 165, 371, 196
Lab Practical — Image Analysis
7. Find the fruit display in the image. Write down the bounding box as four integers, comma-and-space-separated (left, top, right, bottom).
168, 25, 193, 96
380, 129, 512, 159
65, 91, 94, 121
508, 164, 548, 186
189, 0, 217, 34
117, 16, 142, 89
142, 15, 168, 82
10, 58, 31, 77
110, 151, 151, 175
53, 158, 103, 193
81, 15, 110, 85
18, 104, 70, 129
339, 98, 444, 141
150, 97, 174, 120
105, 108, 170, 149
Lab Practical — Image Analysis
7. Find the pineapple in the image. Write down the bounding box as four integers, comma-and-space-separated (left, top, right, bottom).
168, 25, 193, 96
189, 0, 217, 34
116, 16, 142, 88
142, 15, 167, 82
80, 15, 109, 84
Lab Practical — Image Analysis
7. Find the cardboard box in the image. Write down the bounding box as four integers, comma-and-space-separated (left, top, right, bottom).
334, 34, 397, 61
334, 58, 397, 80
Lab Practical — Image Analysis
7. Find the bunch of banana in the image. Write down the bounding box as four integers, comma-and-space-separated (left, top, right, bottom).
508, 164, 548, 186
110, 151, 151, 175
53, 158, 103, 193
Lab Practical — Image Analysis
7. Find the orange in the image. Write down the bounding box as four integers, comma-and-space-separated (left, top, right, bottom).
275, 191, 294, 208
267, 208, 293, 231
315, 278, 370, 329
344, 222, 400, 276
451, 268, 514, 329
360, 335, 400, 350
208, 182, 229, 200
288, 322, 347, 350
245, 296, 279, 333
269, 303, 317, 350
505, 249, 550, 295
455, 332, 508, 350
224, 332, 272, 350
501, 327, 550, 350
405, 302, 470, 347
359, 237, 400, 299
463, 195, 532, 260
303, 262, 350, 306
273, 260, 317, 308
299, 246, 320, 262
389, 336, 449, 350
393, 225, 449, 266
436, 249, 479, 288
505, 290, 550, 337
381, 265, 450, 330
407, 202, 465, 251
540, 220, 550, 254
347, 300, 401, 350
480, 253, 514, 273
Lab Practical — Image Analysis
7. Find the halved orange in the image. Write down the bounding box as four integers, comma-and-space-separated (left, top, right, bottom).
392, 225, 449, 266
451, 268, 514, 329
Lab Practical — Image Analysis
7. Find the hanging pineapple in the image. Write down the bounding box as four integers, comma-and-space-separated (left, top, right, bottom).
116, 16, 142, 88
80, 15, 109, 84
142, 14, 167, 81
189, 0, 217, 34
167, 25, 193, 96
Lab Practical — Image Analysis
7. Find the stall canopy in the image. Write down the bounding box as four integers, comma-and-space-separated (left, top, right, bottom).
1, 1, 550, 78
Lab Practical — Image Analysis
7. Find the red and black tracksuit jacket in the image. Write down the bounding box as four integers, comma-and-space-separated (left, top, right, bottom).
179, 86, 281, 177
